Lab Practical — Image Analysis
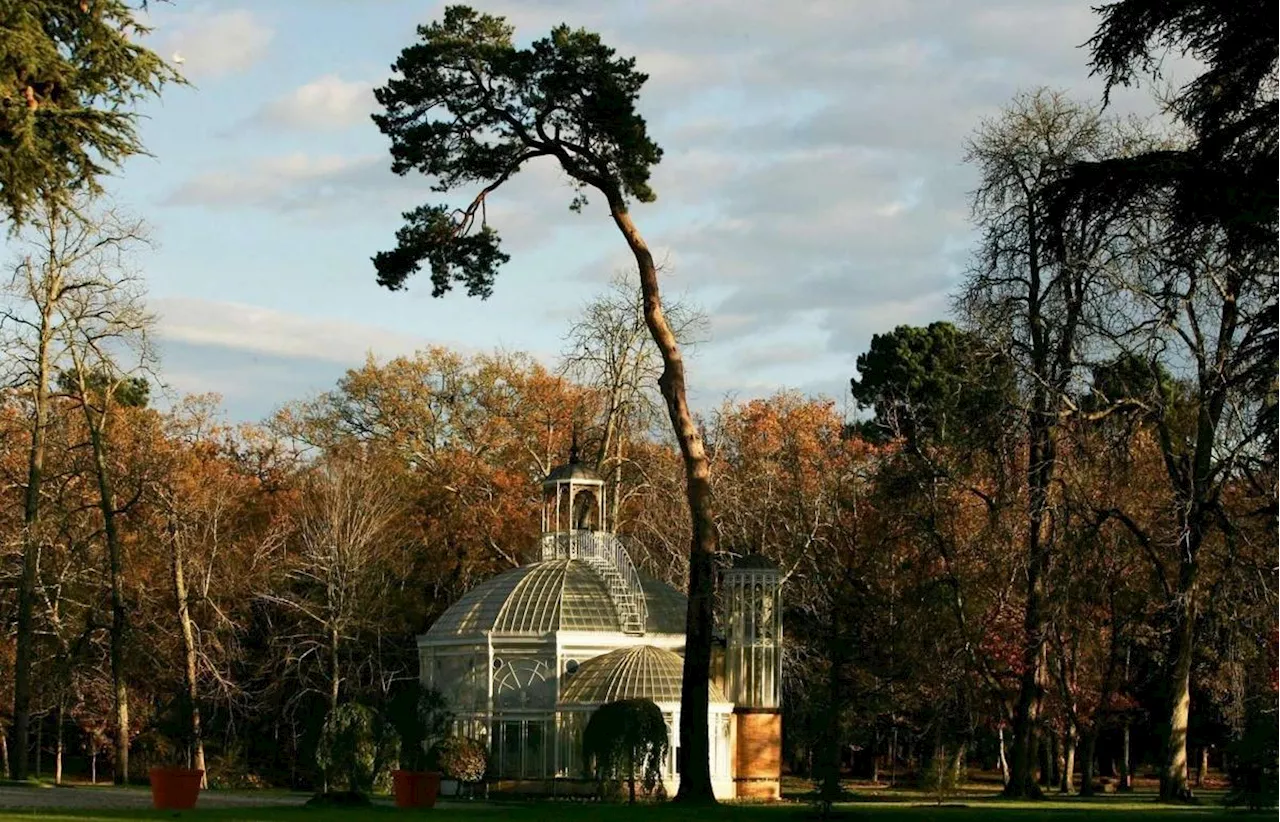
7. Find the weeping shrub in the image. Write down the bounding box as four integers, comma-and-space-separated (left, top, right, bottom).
1225, 710, 1279, 810
314, 703, 399, 797
582, 699, 669, 804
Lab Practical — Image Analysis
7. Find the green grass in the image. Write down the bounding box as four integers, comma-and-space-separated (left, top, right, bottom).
0, 791, 1266, 822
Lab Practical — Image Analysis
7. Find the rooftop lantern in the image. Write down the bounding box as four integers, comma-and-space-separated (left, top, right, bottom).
541, 436, 606, 561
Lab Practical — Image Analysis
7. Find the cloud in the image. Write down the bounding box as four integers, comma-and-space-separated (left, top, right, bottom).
153, 296, 437, 364
163, 153, 407, 214
149, 0, 1207, 414
163, 150, 585, 250
247, 75, 376, 131
160, 9, 273, 79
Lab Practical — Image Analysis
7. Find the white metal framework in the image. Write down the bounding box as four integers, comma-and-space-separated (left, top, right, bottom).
415, 453, 758, 799
721, 559, 783, 709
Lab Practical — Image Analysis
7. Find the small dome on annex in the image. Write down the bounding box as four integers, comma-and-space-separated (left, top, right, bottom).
418, 448, 785, 800
560, 645, 730, 705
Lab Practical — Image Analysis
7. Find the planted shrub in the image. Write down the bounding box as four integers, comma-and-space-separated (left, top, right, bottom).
314, 703, 399, 797
582, 699, 669, 804
430, 736, 488, 784
918, 744, 961, 806
387, 683, 451, 771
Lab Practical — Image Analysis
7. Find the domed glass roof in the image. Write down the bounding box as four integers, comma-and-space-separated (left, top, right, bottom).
425, 560, 687, 639
560, 645, 729, 705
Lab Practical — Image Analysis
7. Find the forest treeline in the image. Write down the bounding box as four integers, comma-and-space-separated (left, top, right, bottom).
0, 0, 1275, 808
0, 151, 1273, 793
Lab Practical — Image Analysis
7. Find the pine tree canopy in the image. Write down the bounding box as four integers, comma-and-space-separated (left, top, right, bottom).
0, 0, 181, 227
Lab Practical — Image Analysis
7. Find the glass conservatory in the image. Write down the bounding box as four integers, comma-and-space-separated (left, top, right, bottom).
418, 448, 781, 799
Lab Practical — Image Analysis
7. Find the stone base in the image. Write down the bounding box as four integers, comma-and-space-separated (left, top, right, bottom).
733, 708, 781, 801
734, 777, 781, 800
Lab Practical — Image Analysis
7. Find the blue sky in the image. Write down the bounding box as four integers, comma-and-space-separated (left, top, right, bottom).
71, 0, 1187, 421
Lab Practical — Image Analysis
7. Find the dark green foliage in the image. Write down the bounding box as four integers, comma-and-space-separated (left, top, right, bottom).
428, 736, 487, 783
371, 4, 661, 298
850, 322, 1014, 449
314, 703, 400, 796
1043, 0, 1277, 253
0, 0, 182, 227
57, 369, 150, 408
582, 699, 669, 803
1225, 709, 1279, 810
386, 683, 451, 771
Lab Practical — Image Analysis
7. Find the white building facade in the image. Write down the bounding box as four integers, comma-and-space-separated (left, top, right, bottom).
418, 450, 779, 799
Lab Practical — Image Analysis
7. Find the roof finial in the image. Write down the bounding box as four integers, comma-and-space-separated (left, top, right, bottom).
569, 422, 581, 465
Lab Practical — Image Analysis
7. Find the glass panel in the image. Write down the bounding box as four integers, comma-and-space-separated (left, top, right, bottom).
527, 720, 546, 779
557, 713, 584, 778
499, 720, 522, 778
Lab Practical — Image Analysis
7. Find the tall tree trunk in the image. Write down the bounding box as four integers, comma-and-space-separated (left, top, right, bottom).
1119, 719, 1132, 791
1196, 746, 1208, 788
1006, 417, 1054, 798
1060, 725, 1076, 794
819, 606, 844, 811
329, 627, 342, 715
82, 400, 129, 785
12, 272, 55, 781
949, 745, 965, 787
54, 702, 64, 786
171, 527, 207, 786
1160, 558, 1197, 801
871, 726, 880, 785
0, 725, 8, 779
997, 726, 1010, 786
608, 198, 718, 803
1079, 729, 1098, 796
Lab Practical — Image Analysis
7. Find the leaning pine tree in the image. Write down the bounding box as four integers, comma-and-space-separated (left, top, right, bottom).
369, 6, 719, 802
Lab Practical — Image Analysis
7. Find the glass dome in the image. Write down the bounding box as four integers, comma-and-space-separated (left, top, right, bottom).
560, 645, 730, 705
425, 559, 687, 639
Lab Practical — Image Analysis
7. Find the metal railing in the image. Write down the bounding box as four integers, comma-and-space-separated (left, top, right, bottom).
540, 530, 648, 635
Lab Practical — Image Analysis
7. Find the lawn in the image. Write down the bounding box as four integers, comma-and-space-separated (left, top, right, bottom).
0, 789, 1263, 822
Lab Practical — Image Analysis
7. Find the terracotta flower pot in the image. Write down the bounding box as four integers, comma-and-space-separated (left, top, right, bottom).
392, 770, 442, 808
149, 767, 204, 810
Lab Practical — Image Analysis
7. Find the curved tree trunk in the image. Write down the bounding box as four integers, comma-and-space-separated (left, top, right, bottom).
997, 726, 1010, 786
171, 527, 207, 786
608, 197, 718, 803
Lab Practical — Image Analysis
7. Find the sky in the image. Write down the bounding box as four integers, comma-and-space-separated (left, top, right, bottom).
62, 0, 1189, 421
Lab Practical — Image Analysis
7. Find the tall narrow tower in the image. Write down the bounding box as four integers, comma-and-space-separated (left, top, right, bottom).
722, 554, 782, 799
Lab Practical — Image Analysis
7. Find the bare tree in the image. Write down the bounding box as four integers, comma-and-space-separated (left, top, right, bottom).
958, 89, 1142, 797
259, 457, 404, 722
1, 197, 148, 780
1084, 222, 1277, 799
55, 215, 155, 785
561, 270, 706, 530
152, 397, 253, 788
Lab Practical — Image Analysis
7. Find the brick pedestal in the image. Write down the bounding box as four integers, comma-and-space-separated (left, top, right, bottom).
733, 707, 781, 800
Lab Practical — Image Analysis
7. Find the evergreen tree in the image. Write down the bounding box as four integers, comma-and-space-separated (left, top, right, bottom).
0, 0, 181, 226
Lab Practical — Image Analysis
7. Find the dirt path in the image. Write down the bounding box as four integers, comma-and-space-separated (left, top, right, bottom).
0, 785, 315, 812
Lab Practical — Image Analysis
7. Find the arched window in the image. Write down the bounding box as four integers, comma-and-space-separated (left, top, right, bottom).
571, 489, 598, 530
493, 657, 553, 710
